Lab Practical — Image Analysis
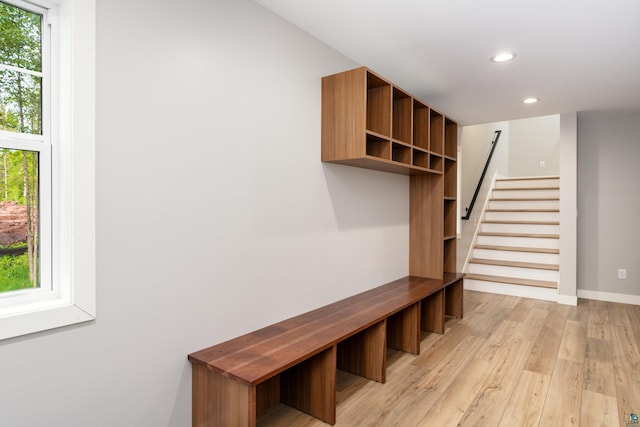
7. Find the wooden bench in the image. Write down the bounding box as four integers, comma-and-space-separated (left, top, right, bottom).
188, 273, 464, 426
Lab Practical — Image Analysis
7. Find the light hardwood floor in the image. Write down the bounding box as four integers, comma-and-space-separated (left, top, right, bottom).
258, 290, 640, 426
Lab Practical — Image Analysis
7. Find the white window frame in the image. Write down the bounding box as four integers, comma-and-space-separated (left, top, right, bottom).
0, 0, 95, 340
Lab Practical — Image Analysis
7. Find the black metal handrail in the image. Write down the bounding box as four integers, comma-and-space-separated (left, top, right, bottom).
461, 130, 502, 220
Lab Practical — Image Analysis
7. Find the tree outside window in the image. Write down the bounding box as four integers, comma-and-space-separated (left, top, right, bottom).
0, 1, 42, 293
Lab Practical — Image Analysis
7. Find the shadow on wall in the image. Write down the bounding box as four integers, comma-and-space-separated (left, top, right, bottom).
168, 360, 192, 426
322, 163, 409, 230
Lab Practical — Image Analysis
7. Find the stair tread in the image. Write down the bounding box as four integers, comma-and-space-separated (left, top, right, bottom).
469, 258, 559, 271
474, 244, 560, 254
465, 273, 557, 289
490, 197, 559, 201
493, 187, 560, 191
478, 232, 559, 239
486, 208, 559, 212
496, 176, 560, 181
483, 220, 560, 225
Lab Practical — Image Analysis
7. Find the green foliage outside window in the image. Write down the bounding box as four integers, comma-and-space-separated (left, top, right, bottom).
1, 0, 42, 135
0, 1, 42, 292
0, 252, 28, 292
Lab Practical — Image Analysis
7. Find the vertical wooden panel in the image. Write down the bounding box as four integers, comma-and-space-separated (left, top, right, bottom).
430, 110, 444, 154
256, 375, 280, 418
192, 364, 254, 427
421, 290, 445, 334
410, 174, 443, 279
445, 279, 464, 318
392, 88, 412, 143
366, 71, 392, 137
444, 119, 458, 159
192, 364, 210, 427
443, 159, 457, 197
280, 346, 337, 425
443, 238, 457, 274
337, 320, 387, 383
413, 101, 429, 149
387, 303, 421, 355
321, 68, 367, 161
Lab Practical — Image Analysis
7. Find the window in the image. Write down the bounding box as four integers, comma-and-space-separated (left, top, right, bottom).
0, 0, 51, 296
0, 0, 95, 340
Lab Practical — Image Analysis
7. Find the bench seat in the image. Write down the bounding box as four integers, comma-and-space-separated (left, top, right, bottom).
188, 273, 463, 426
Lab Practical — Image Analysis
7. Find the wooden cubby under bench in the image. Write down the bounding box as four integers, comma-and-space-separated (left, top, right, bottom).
188, 274, 463, 426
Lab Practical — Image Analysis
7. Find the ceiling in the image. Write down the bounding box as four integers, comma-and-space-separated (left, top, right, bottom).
253, 0, 640, 125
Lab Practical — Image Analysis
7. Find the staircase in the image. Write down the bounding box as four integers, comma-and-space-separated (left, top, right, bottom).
465, 176, 560, 301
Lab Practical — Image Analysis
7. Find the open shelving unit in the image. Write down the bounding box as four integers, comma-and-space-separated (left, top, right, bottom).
187, 66, 464, 427
322, 67, 453, 177
321, 66, 460, 282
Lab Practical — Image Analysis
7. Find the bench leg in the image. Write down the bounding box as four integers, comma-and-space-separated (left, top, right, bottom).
256, 376, 280, 418
387, 302, 421, 355
192, 363, 256, 427
280, 346, 337, 425
445, 278, 464, 318
337, 320, 387, 383
421, 289, 445, 334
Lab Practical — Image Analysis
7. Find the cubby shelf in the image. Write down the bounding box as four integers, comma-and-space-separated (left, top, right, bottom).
322, 67, 455, 176
413, 100, 429, 150
322, 66, 459, 281
393, 88, 412, 144
443, 239, 457, 274
366, 73, 391, 137
444, 199, 457, 238
366, 133, 391, 160
444, 159, 456, 198
445, 118, 458, 159
430, 110, 444, 156
392, 142, 412, 165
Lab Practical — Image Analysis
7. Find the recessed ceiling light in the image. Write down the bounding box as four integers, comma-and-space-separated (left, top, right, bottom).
491, 52, 516, 62
522, 97, 539, 104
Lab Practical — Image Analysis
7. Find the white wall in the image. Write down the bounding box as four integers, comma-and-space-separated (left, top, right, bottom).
577, 111, 640, 299
558, 113, 578, 304
0, 1, 410, 425
460, 122, 509, 209
508, 114, 560, 176
458, 121, 509, 269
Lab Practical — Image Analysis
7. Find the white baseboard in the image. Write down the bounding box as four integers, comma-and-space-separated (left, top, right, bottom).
556, 294, 578, 306
464, 282, 640, 306
465, 279, 558, 302
577, 289, 640, 306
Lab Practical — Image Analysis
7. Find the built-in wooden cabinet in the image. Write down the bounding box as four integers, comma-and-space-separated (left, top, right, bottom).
188, 67, 463, 427
322, 67, 459, 280
322, 67, 447, 176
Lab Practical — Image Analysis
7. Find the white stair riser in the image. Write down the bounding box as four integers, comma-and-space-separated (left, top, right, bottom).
485, 211, 559, 222
464, 279, 558, 301
477, 235, 560, 249
468, 263, 559, 282
495, 178, 559, 189
488, 200, 559, 210
492, 189, 559, 199
481, 223, 559, 234
473, 249, 560, 264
